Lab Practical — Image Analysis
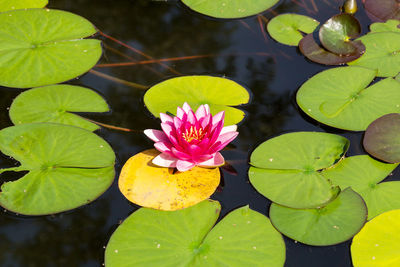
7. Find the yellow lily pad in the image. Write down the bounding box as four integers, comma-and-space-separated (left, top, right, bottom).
351, 209, 400, 267
118, 149, 220, 211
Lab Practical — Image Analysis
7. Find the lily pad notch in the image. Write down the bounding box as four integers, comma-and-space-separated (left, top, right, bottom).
105, 200, 286, 267
0, 123, 116, 215
0, 8, 102, 88
9, 84, 110, 132
249, 132, 349, 209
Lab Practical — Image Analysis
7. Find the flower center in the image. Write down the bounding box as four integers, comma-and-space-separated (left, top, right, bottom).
182, 126, 205, 143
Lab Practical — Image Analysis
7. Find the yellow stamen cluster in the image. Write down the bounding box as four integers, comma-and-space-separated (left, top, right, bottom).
182, 126, 205, 143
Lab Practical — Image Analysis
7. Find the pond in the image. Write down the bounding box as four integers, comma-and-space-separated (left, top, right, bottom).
0, 0, 399, 266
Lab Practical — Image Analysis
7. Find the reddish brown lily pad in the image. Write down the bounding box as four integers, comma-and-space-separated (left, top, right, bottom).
364, 113, 400, 163
299, 34, 365, 65
319, 14, 362, 55
364, 0, 400, 22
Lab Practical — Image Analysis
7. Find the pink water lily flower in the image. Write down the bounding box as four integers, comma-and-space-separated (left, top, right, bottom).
144, 102, 238, 172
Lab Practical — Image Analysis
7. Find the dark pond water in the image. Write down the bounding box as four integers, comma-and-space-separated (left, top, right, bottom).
0, 0, 398, 266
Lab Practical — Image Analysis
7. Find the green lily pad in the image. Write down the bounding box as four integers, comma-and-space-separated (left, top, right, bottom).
323, 155, 399, 220
270, 188, 367, 246
351, 209, 400, 267
370, 19, 400, 33
299, 33, 365, 65
364, 113, 400, 163
319, 14, 362, 55
181, 0, 279, 19
0, 0, 48, 12
144, 75, 249, 126
296, 66, 400, 131
249, 132, 348, 209
105, 200, 286, 267
348, 32, 400, 77
0, 123, 115, 215
0, 9, 102, 88
364, 0, 400, 22
266, 14, 319, 46
9, 85, 109, 131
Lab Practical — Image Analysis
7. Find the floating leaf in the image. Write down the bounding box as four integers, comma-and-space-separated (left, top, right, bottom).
297, 66, 400, 131
181, 0, 279, 19
364, 0, 400, 22
270, 189, 367, 246
319, 14, 362, 55
248, 132, 348, 209
119, 149, 220, 211
266, 14, 319, 46
351, 209, 400, 267
348, 32, 400, 77
364, 113, 400, 163
105, 200, 286, 267
323, 155, 399, 220
9, 85, 109, 131
299, 33, 365, 65
0, 9, 102, 88
144, 76, 249, 126
0, 0, 48, 12
370, 19, 400, 33
0, 123, 115, 215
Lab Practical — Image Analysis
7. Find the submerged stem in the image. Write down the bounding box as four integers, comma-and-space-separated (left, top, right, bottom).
89, 69, 148, 90
98, 31, 181, 75
85, 118, 140, 133
95, 52, 272, 68
103, 44, 165, 77
257, 15, 269, 44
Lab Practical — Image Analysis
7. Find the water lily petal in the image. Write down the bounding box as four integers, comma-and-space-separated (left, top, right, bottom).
204, 104, 210, 114
217, 131, 238, 144
197, 137, 211, 149
168, 134, 184, 150
187, 144, 204, 155
160, 113, 173, 124
154, 142, 172, 153
173, 116, 183, 130
209, 119, 224, 144
194, 153, 213, 163
171, 147, 191, 161
176, 160, 195, 172
182, 102, 192, 113
212, 111, 225, 128
210, 131, 239, 152
199, 113, 211, 129
144, 129, 169, 143
220, 125, 237, 135
176, 107, 185, 119
195, 105, 207, 119
187, 110, 196, 124
198, 152, 225, 167
161, 122, 174, 137
152, 152, 177, 168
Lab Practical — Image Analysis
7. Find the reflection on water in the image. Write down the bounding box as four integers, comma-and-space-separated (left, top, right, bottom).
0, 0, 396, 266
